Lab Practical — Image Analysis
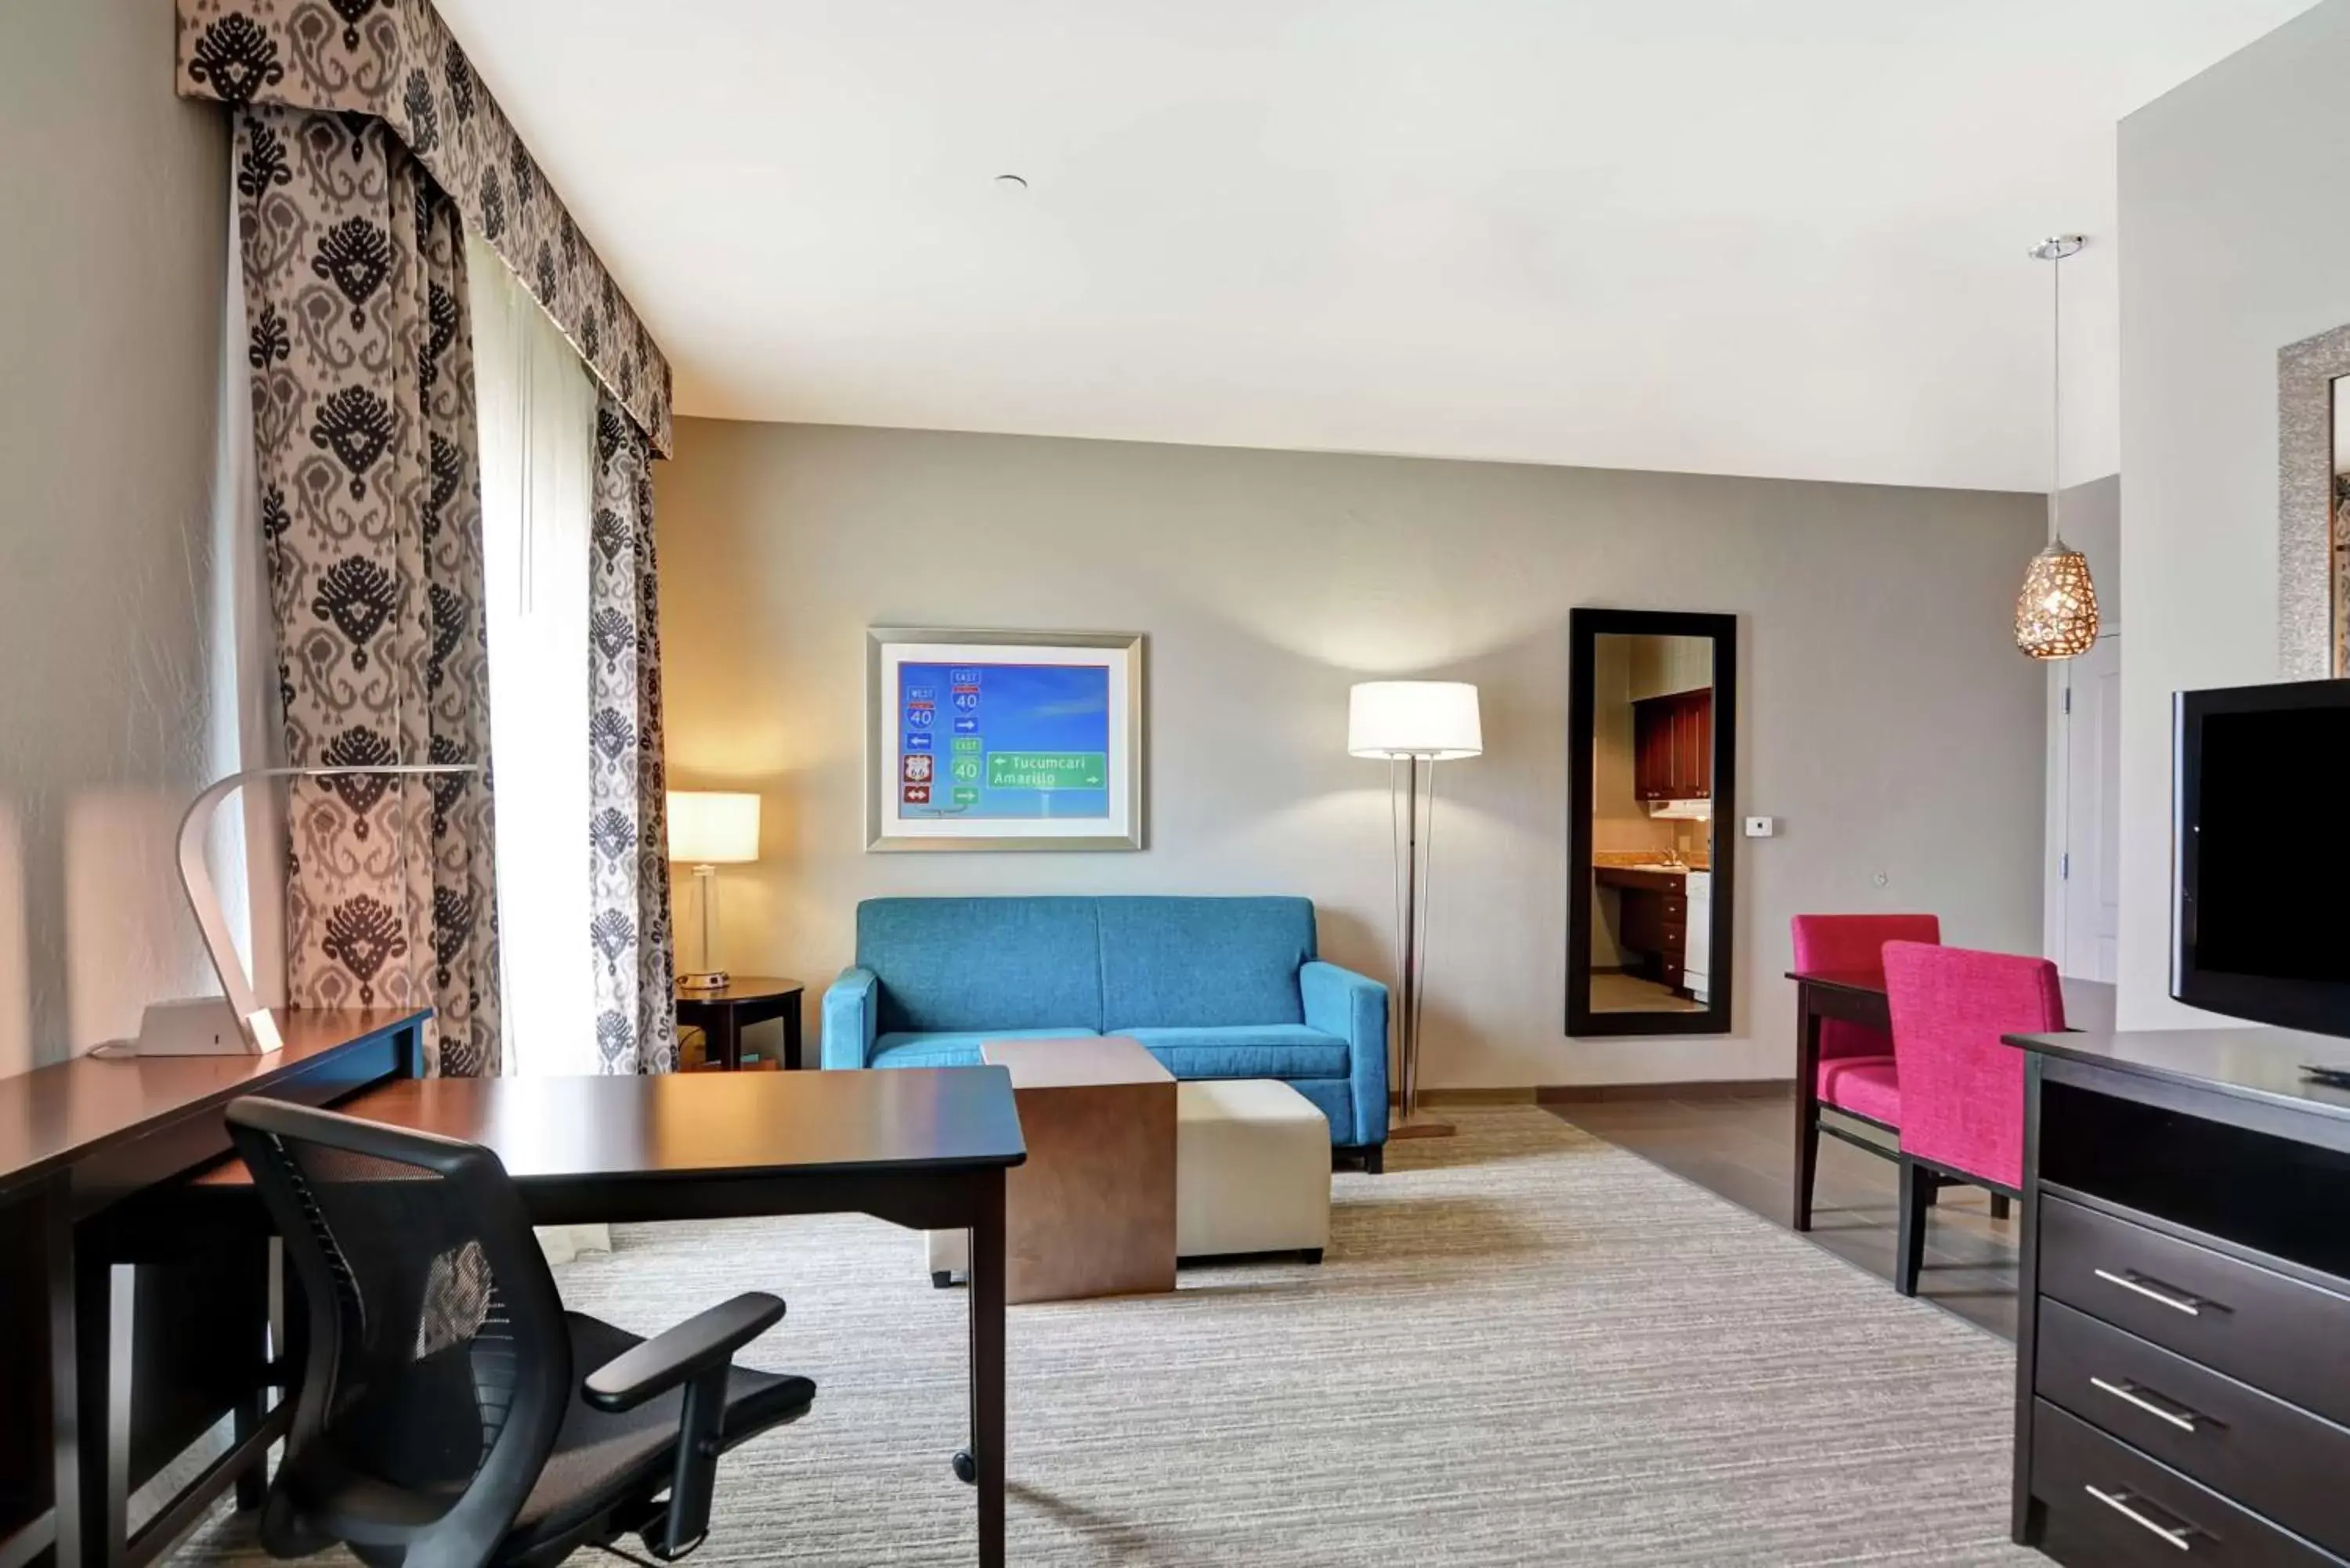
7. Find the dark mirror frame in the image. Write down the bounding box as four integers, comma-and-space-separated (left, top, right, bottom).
1565, 608, 1737, 1038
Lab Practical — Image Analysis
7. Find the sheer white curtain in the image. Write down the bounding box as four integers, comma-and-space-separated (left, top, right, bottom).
469, 233, 598, 1078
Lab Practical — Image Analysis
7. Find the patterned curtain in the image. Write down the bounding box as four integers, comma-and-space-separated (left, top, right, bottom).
588, 396, 678, 1074
237, 104, 499, 1076
179, 0, 674, 453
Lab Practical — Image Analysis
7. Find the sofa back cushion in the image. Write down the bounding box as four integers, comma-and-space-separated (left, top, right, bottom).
1097, 897, 1314, 1029
858, 898, 1103, 1034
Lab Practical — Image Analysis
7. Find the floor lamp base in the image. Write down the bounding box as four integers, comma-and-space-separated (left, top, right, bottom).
1388, 1111, 1456, 1140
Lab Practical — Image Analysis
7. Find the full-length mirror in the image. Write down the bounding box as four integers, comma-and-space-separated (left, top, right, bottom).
2334, 371, 2350, 671
1566, 609, 1737, 1036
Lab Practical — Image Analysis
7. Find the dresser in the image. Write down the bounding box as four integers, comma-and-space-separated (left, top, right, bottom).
2005, 1026, 2350, 1566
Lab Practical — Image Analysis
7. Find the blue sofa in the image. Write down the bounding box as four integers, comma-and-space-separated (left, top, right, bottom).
821, 896, 1389, 1168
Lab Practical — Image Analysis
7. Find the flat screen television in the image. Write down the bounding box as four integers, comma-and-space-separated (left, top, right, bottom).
2175, 678, 2350, 1035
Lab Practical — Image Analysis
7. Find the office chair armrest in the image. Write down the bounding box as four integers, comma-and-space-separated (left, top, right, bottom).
583, 1292, 786, 1414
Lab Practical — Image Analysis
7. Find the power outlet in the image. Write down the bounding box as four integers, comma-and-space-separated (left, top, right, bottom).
1744, 816, 1776, 838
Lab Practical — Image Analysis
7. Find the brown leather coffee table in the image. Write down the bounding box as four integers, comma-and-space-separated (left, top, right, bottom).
982, 1035, 1176, 1304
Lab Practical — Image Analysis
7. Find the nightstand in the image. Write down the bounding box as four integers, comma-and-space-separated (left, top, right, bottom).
674, 976, 805, 1070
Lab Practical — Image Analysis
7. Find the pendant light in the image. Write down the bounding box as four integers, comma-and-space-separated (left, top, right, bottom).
2016, 234, 2101, 659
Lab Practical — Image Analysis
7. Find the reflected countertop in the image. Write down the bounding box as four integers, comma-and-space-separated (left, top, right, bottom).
1591, 858, 1709, 882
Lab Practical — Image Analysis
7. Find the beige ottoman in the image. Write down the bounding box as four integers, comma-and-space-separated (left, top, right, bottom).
1177, 1079, 1331, 1263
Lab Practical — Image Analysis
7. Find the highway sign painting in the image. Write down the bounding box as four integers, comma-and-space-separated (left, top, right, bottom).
895, 659, 1111, 820
986, 753, 1107, 791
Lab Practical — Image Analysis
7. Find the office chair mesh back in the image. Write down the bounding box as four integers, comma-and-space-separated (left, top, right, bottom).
229, 1100, 569, 1563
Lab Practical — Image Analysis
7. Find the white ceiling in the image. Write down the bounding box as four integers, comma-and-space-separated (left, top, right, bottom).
439, 1, 2316, 491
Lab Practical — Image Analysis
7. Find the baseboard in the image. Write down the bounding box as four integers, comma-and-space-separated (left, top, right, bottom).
1388, 1087, 1539, 1107
1390, 1082, 1791, 1107
1535, 1079, 1792, 1104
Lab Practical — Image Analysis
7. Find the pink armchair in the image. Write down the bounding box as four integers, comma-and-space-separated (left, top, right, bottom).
1881, 940, 2065, 1296
1788, 913, 1941, 1230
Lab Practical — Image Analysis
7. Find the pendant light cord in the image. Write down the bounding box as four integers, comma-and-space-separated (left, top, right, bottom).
2048, 241, 2062, 544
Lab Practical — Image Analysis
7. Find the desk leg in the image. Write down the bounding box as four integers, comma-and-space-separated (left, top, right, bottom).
66, 1243, 130, 1568
964, 1169, 1006, 1568
43, 1178, 82, 1568
1791, 989, 1823, 1234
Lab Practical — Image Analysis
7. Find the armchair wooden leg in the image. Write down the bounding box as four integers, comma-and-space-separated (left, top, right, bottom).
1791, 996, 1824, 1233
1792, 1115, 1820, 1233
1895, 1158, 1932, 1297
1989, 1192, 2012, 1221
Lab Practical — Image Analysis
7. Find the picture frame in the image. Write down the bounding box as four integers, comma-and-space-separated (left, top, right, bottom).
865, 627, 1146, 852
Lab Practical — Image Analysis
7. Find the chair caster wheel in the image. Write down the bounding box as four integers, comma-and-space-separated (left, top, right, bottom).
953, 1449, 977, 1485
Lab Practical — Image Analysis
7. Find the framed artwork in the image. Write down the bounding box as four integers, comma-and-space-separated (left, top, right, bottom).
866, 628, 1145, 852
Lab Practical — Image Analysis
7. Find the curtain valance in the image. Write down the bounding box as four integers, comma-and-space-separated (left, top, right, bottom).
177, 0, 674, 456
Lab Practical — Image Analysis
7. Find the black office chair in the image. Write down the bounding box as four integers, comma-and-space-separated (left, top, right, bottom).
224, 1096, 815, 1568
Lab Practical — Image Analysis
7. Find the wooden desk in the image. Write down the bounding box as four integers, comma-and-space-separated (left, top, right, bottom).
2002, 1026, 2350, 1563
196, 1067, 1029, 1568
674, 975, 805, 1070
0, 1010, 425, 1568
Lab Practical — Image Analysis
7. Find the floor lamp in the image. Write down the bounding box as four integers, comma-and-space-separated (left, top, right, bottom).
1349, 681, 1481, 1139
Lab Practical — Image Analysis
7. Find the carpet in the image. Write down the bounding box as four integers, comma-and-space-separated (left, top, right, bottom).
182, 1105, 2037, 1566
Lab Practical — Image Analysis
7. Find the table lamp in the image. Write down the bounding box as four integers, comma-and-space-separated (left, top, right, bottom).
1348, 681, 1481, 1138
667, 791, 761, 991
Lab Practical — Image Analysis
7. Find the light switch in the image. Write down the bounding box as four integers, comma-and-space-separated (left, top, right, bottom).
1744, 816, 1776, 838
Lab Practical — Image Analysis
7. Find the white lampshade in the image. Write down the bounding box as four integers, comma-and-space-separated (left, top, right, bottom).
667, 791, 761, 865
1348, 681, 1483, 760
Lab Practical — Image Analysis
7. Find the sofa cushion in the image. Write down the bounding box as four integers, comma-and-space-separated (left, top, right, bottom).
858, 898, 1104, 1034
870, 1028, 1099, 1070
1097, 897, 1314, 1029
1117, 1025, 1350, 1081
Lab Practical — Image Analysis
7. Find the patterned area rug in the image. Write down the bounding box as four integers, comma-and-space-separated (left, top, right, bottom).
183, 1106, 2036, 1565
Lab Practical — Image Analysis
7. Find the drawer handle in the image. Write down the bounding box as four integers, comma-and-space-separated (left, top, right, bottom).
2094, 1268, 2207, 1317
2084, 1485, 2197, 1551
2090, 1377, 2208, 1433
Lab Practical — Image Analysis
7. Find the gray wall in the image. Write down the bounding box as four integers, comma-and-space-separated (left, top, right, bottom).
2113, 0, 2350, 1028
656, 419, 2048, 1087
2055, 474, 2120, 630
0, 0, 240, 1068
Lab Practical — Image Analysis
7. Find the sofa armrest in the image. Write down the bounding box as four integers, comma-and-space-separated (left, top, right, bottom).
1301, 960, 1389, 1145
821, 967, 880, 1069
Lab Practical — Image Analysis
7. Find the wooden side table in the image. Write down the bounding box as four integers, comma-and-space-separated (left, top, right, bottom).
982, 1035, 1175, 1304
674, 976, 805, 1070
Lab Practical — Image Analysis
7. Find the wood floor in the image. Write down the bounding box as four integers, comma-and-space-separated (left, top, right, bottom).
1587, 972, 1706, 1013
1545, 1085, 2019, 1339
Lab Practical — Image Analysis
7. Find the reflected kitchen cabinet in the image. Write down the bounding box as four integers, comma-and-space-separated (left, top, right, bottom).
1595, 865, 1689, 990
1632, 688, 1713, 800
